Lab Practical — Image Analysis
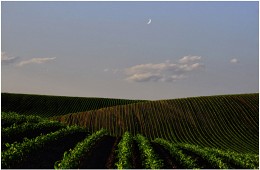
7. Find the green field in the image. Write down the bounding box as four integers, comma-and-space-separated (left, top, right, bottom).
52, 93, 258, 154
1, 93, 259, 168
1, 112, 258, 169
1, 93, 146, 117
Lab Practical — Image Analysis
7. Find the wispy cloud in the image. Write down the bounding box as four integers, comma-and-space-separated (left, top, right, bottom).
124, 55, 204, 83
178, 55, 201, 64
17, 57, 56, 67
1, 52, 20, 65
230, 58, 239, 64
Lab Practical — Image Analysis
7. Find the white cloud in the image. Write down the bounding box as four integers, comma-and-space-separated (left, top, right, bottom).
1, 52, 20, 65
178, 55, 201, 64
104, 68, 119, 74
124, 56, 204, 83
126, 73, 162, 82
162, 74, 186, 82
230, 58, 239, 64
17, 57, 56, 67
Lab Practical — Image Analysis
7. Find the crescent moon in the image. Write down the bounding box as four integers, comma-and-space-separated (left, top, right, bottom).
147, 19, 152, 24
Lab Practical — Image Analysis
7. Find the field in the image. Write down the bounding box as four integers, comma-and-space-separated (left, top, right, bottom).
1, 93, 146, 117
51, 93, 258, 154
2, 112, 259, 169
1, 93, 259, 169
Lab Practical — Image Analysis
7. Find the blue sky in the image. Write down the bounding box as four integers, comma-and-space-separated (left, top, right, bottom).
1, 1, 259, 100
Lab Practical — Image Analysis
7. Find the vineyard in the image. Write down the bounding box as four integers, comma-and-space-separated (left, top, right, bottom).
51, 93, 259, 154
1, 112, 259, 169
1, 93, 259, 168
1, 93, 146, 117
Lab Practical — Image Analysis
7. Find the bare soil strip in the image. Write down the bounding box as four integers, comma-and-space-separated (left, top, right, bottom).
151, 142, 182, 169
179, 148, 212, 168
17, 131, 88, 169
105, 137, 121, 169
78, 135, 116, 169
132, 140, 143, 169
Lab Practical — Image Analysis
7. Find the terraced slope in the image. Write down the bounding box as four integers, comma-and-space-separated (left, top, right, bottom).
52, 93, 259, 154
1, 93, 146, 117
2, 113, 258, 169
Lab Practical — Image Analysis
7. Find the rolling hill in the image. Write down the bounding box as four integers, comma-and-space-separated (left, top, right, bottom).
51, 93, 259, 154
1, 93, 146, 117
1, 112, 258, 169
1, 93, 258, 154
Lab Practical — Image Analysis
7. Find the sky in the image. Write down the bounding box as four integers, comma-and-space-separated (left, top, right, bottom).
1, 1, 259, 100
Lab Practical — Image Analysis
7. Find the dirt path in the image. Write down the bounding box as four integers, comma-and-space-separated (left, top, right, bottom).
132, 140, 143, 169
17, 131, 88, 169
78, 135, 116, 169
106, 137, 121, 168
151, 142, 182, 169
179, 148, 212, 168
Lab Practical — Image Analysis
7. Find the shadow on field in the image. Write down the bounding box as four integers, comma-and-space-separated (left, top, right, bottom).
16, 131, 88, 169
151, 142, 183, 169
78, 135, 116, 169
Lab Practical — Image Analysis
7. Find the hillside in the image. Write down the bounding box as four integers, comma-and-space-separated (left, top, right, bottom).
2, 93, 258, 154
51, 93, 259, 154
1, 93, 146, 117
2, 112, 258, 169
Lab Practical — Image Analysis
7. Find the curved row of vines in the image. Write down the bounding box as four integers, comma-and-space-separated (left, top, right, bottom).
2, 93, 146, 117
1, 112, 258, 169
52, 93, 259, 154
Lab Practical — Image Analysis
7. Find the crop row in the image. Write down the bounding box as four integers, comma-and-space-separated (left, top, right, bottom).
2, 93, 146, 117
1, 126, 88, 169
201, 145, 259, 169
115, 132, 134, 169
2, 120, 66, 147
55, 128, 108, 169
153, 138, 198, 168
176, 143, 229, 169
1, 123, 258, 169
135, 134, 164, 169
177, 143, 259, 169
1, 112, 43, 128
52, 93, 258, 154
